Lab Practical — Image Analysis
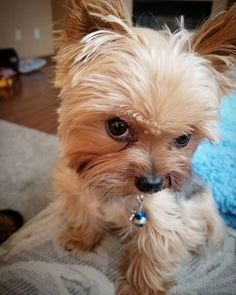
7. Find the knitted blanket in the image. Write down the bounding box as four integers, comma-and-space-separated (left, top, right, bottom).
0, 205, 236, 295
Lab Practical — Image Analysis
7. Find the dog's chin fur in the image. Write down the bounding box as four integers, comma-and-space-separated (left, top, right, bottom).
53, 1, 236, 294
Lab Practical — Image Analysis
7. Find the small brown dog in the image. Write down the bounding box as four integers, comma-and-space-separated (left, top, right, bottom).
53, 1, 236, 294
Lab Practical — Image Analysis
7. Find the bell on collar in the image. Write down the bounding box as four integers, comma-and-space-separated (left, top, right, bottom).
132, 211, 148, 227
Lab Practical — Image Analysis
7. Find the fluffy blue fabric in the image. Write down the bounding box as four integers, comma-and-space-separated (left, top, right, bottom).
193, 93, 236, 229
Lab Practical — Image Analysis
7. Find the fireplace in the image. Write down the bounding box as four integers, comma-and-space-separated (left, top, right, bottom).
132, 0, 213, 30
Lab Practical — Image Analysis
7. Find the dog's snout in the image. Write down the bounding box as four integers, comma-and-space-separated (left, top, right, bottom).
135, 176, 164, 193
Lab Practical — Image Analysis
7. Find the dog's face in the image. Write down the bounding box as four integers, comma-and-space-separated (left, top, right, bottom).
55, 1, 236, 198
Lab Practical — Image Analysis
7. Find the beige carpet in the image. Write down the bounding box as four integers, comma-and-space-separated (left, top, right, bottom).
0, 120, 58, 221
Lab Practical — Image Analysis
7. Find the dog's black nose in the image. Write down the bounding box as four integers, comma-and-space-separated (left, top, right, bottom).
135, 176, 164, 193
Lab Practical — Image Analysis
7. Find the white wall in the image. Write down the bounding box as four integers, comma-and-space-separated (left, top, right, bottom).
0, 0, 54, 58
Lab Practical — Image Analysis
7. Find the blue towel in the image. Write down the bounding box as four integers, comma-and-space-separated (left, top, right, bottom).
193, 93, 236, 229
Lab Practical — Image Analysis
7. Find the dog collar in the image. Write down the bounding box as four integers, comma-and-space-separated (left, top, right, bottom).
129, 195, 148, 227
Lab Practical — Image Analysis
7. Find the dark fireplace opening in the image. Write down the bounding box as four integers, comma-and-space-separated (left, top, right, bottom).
133, 1, 212, 30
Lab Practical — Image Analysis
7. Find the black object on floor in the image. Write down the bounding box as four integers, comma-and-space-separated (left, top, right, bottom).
0, 209, 24, 244
0, 48, 19, 72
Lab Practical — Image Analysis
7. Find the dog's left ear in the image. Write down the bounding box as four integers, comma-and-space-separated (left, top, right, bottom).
192, 4, 236, 94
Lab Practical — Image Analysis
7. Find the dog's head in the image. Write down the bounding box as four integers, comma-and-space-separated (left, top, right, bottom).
55, 1, 236, 198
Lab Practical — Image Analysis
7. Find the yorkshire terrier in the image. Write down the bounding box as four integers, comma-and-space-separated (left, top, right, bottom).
53, 1, 236, 294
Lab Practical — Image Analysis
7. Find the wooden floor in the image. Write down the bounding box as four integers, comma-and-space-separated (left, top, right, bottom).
0, 63, 59, 135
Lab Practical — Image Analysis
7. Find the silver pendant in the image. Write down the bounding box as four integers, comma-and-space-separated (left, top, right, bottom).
129, 195, 148, 227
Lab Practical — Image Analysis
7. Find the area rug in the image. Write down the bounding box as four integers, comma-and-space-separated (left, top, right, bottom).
0, 120, 58, 221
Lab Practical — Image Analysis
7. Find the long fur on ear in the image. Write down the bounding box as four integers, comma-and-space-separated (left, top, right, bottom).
192, 4, 236, 73
58, 0, 131, 46
55, 0, 132, 88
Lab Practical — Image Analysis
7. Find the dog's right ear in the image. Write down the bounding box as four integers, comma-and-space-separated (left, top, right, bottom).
58, 0, 131, 46
55, 0, 131, 88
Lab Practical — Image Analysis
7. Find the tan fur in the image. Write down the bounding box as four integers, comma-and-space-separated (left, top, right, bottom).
53, 1, 236, 294
192, 4, 236, 73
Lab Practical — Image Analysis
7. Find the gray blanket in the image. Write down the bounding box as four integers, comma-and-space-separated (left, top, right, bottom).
0, 204, 236, 295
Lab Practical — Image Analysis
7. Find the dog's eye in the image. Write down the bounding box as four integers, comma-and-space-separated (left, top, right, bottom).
107, 117, 129, 139
174, 134, 191, 147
